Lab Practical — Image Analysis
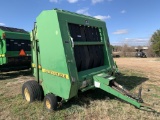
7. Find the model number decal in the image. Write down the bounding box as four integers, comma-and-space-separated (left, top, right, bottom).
42, 68, 69, 79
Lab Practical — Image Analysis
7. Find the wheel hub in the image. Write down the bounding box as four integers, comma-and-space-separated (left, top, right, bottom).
24, 88, 30, 102
46, 99, 51, 109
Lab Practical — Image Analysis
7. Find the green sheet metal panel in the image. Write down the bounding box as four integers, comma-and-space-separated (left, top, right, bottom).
34, 10, 71, 99
4, 31, 29, 40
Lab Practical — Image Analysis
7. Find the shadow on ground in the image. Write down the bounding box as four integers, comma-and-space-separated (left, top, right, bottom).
60, 73, 148, 110
0, 69, 32, 80
115, 73, 148, 90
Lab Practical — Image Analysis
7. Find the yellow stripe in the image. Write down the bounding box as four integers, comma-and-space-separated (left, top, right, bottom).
32, 63, 69, 79
38, 65, 42, 69
32, 63, 36, 67
32, 63, 42, 69
0, 54, 5, 57
42, 68, 69, 79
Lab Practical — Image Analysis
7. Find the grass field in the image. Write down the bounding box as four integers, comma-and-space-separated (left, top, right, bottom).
0, 58, 160, 120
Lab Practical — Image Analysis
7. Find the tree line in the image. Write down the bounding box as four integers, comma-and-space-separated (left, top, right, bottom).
150, 29, 160, 57
111, 29, 160, 57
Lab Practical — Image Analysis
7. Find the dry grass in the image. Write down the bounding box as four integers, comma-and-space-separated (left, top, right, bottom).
0, 58, 160, 120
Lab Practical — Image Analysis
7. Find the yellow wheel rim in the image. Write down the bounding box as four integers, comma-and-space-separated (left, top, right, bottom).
24, 88, 30, 102
46, 99, 51, 109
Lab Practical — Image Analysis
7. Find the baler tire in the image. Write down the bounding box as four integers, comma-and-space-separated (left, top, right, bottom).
30, 80, 44, 101
44, 94, 58, 111
22, 80, 43, 102
22, 81, 36, 103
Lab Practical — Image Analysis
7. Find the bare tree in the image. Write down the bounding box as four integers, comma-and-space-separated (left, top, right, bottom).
121, 44, 128, 57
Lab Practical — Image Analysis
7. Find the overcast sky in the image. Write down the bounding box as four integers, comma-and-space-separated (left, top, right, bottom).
0, 0, 159, 46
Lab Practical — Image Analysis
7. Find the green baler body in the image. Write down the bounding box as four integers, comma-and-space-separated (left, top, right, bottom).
0, 26, 31, 68
32, 9, 116, 100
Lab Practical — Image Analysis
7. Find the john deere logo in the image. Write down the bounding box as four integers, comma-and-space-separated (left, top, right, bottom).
85, 20, 89, 25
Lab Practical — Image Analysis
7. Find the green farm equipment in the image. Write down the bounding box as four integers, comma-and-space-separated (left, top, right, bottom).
22, 9, 153, 111
0, 26, 31, 71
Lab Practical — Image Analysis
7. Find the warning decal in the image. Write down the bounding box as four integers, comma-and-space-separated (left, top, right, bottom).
19, 49, 26, 56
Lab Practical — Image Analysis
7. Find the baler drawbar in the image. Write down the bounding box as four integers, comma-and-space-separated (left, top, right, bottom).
93, 73, 154, 111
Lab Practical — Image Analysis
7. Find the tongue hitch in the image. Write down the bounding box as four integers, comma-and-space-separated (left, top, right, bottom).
93, 73, 155, 111
111, 81, 143, 103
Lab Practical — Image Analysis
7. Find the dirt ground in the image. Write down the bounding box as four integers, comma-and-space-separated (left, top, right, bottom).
0, 58, 160, 120
114, 58, 160, 85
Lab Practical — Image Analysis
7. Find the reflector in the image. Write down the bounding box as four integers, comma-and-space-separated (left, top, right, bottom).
19, 49, 26, 56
